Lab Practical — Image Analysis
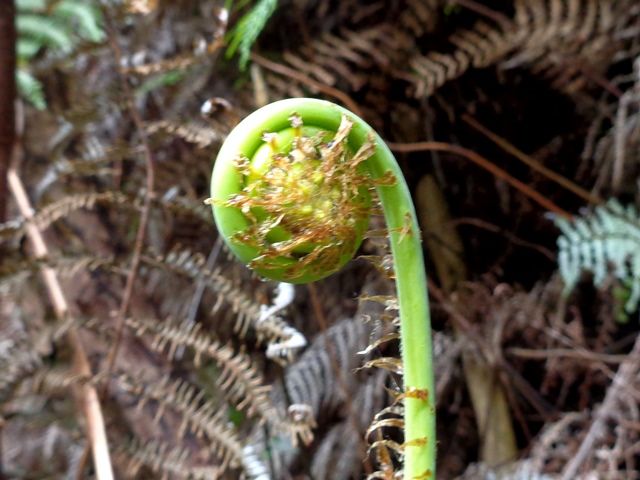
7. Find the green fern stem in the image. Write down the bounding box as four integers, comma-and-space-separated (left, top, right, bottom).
209, 98, 435, 479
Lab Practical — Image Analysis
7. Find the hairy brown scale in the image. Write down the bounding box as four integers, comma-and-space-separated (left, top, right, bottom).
227, 114, 375, 281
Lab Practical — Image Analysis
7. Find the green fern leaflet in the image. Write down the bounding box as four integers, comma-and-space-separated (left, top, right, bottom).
16, 0, 105, 109
556, 199, 640, 313
226, 0, 277, 70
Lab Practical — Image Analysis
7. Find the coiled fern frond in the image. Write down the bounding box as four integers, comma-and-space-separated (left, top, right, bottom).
556, 199, 640, 312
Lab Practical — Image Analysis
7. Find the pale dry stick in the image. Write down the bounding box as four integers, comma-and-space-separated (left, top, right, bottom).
561, 334, 640, 479
7, 151, 114, 480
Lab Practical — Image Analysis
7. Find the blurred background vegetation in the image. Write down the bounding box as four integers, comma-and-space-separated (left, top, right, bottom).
1, 1, 640, 479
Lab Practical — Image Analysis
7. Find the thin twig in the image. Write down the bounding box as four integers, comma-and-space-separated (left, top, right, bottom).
74, 444, 92, 480
461, 113, 603, 205
388, 140, 573, 219
186, 238, 224, 325
448, 0, 512, 26
507, 347, 628, 364
449, 217, 556, 261
0, 416, 4, 480
100, 7, 156, 381
7, 148, 114, 480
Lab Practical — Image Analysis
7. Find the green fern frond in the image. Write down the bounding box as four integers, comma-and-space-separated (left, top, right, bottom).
16, 0, 47, 9
17, 37, 42, 59
17, 0, 104, 47
16, 69, 46, 110
555, 199, 640, 312
226, 0, 277, 70
135, 70, 186, 96
16, 0, 105, 108
52, 0, 105, 43
16, 14, 74, 52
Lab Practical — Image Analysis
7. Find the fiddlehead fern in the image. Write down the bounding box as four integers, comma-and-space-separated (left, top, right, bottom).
208, 98, 435, 479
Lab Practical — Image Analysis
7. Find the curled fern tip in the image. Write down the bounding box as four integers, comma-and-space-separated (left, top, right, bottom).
209, 99, 374, 283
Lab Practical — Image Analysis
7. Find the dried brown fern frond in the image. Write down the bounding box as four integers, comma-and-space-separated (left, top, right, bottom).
124, 316, 309, 439
29, 191, 129, 233
405, 0, 639, 98
140, 248, 306, 361
117, 372, 261, 475
310, 412, 367, 478
366, 404, 405, 480
29, 366, 95, 397
32, 136, 136, 196
0, 255, 119, 290
266, 22, 414, 96
115, 439, 222, 480
507, 0, 637, 93
2, 189, 210, 241
593, 57, 640, 192
400, 0, 443, 37
118, 0, 227, 77
146, 120, 226, 149
408, 19, 515, 98
311, 369, 388, 480
0, 336, 44, 403
74, 318, 286, 438
151, 189, 213, 225
0, 217, 22, 241
248, 315, 388, 479
285, 317, 372, 416
34, 156, 118, 197
517, 339, 640, 478
141, 247, 260, 320
123, 40, 223, 77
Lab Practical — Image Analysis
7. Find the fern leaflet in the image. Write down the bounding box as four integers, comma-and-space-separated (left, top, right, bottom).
226, 0, 277, 69
555, 199, 640, 312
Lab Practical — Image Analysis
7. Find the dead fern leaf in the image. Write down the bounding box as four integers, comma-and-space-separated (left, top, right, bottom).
115, 438, 222, 479
140, 247, 305, 361
405, 0, 638, 98
124, 317, 278, 423
117, 372, 258, 474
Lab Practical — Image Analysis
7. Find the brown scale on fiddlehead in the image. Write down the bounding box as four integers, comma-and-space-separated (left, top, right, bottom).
213, 113, 376, 282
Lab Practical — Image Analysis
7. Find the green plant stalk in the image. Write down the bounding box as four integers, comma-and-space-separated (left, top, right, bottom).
210, 98, 435, 478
